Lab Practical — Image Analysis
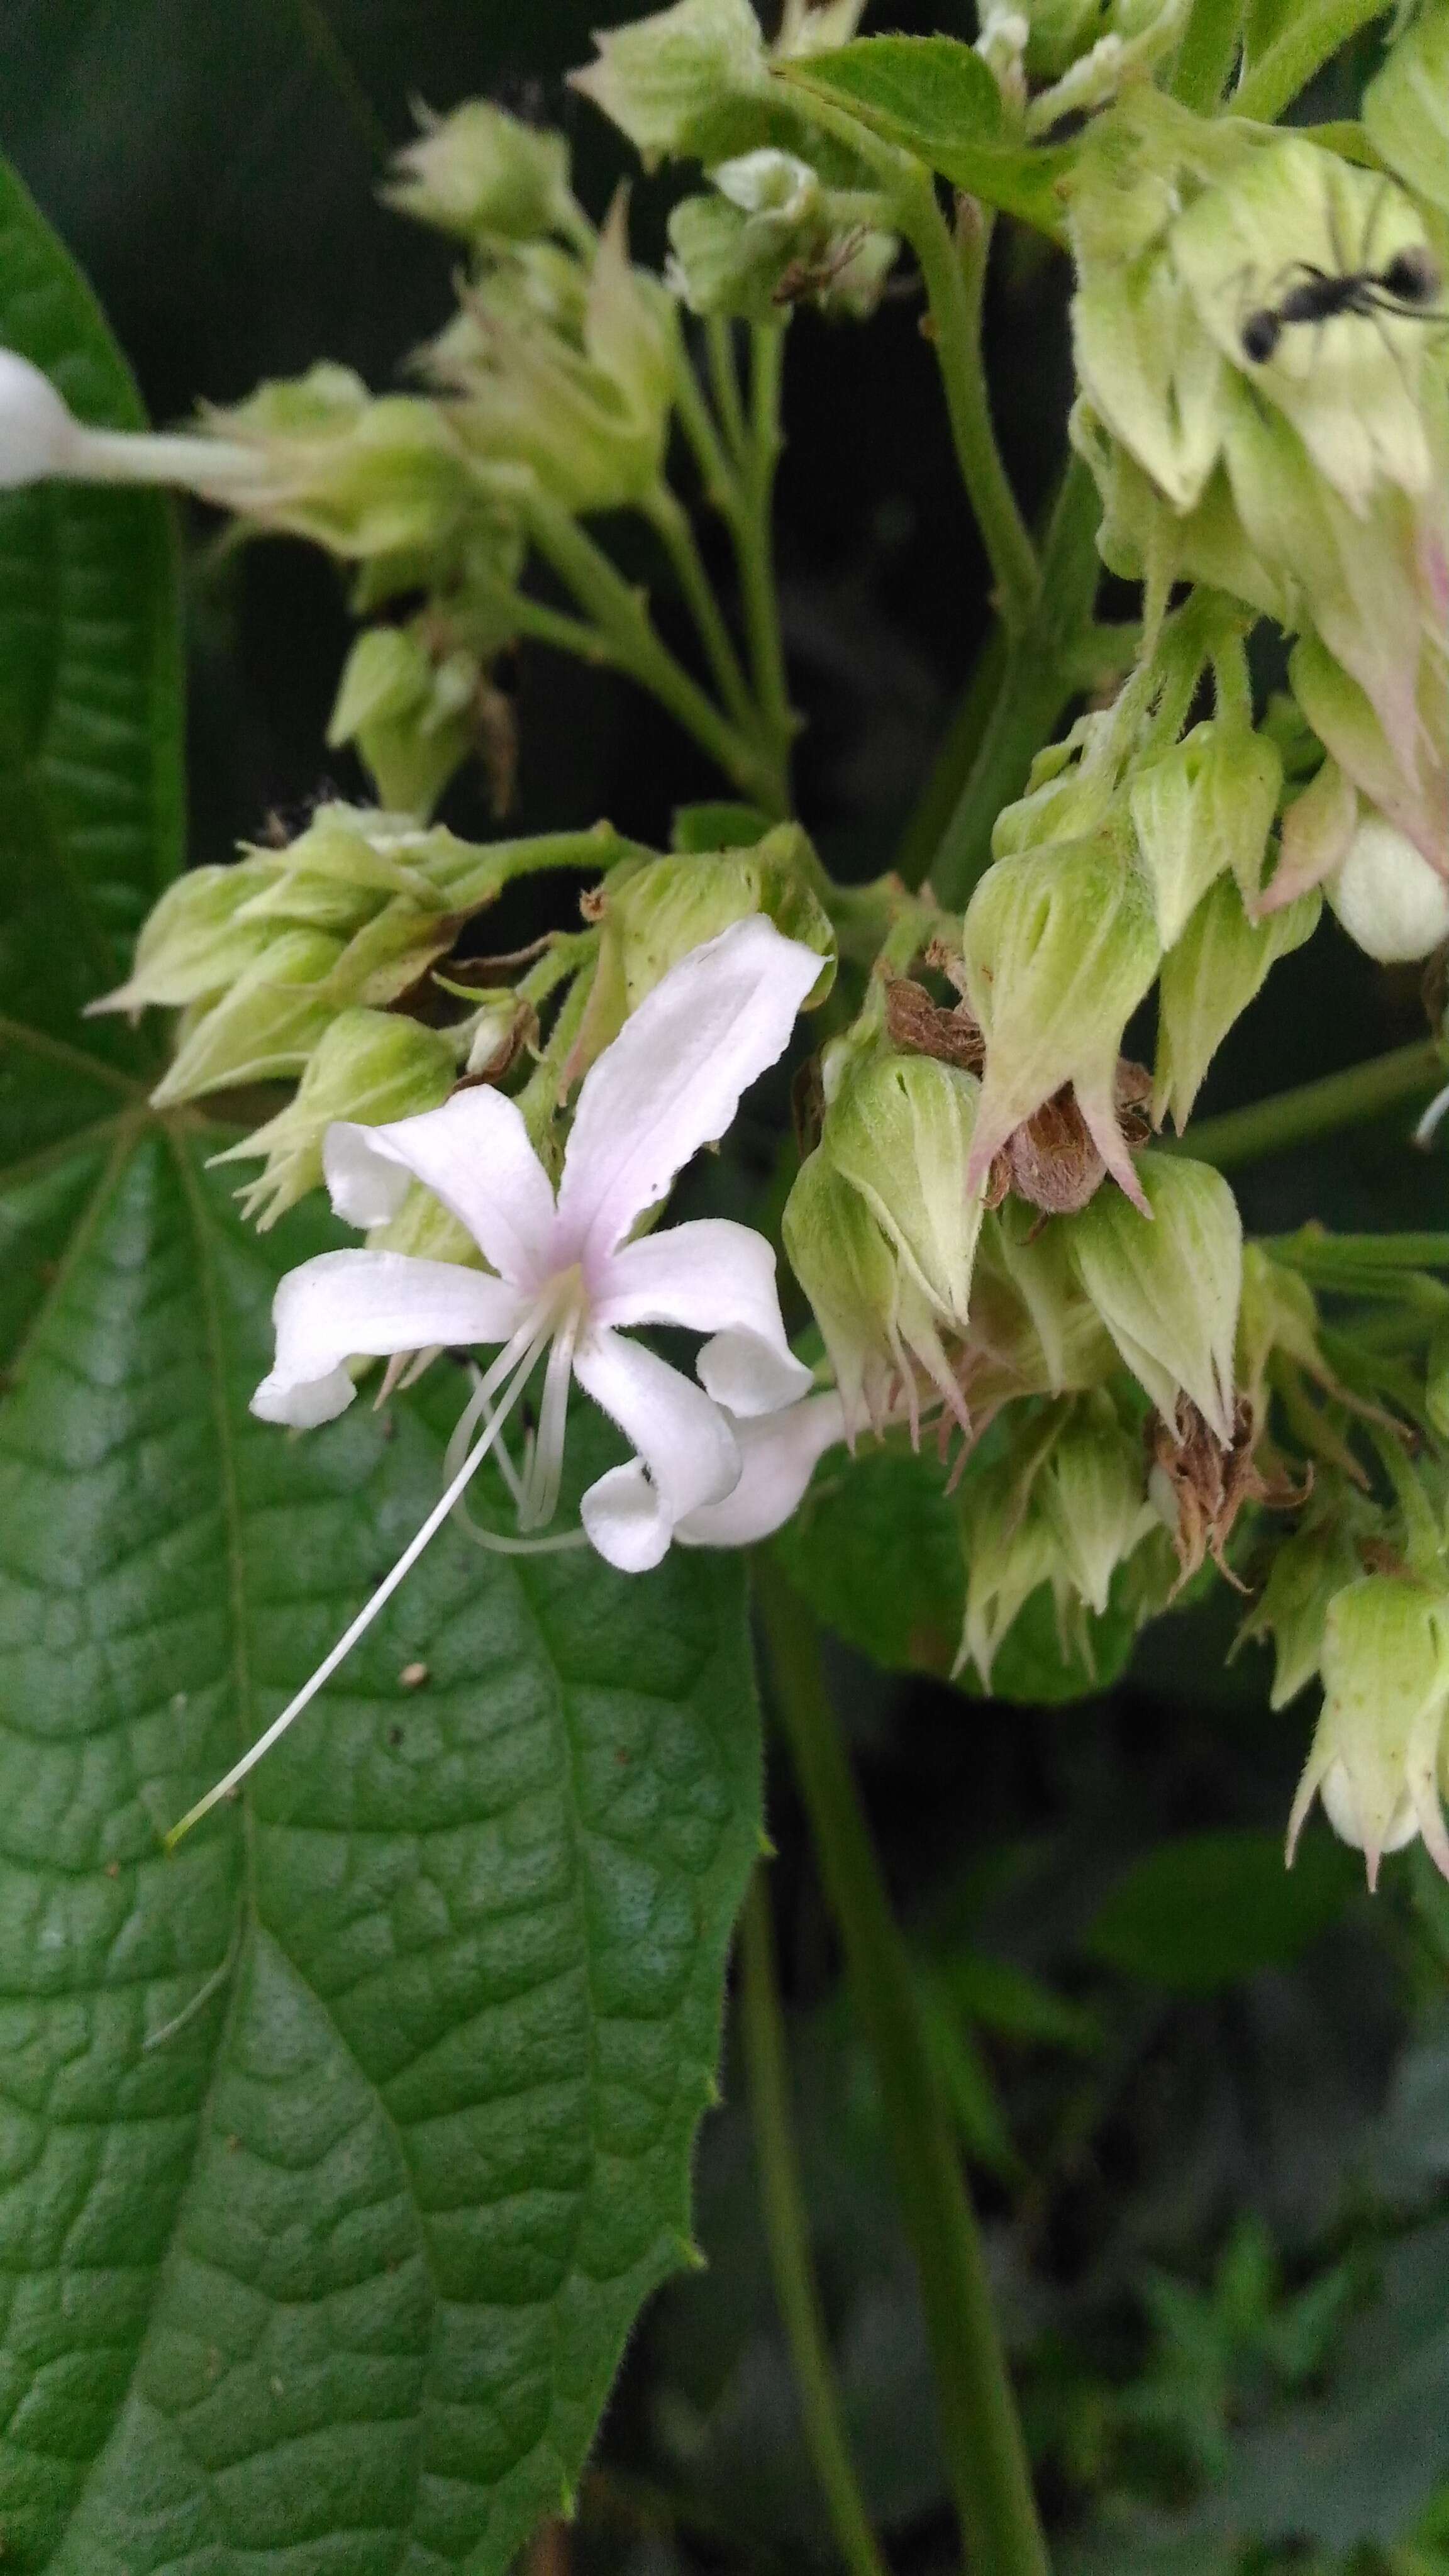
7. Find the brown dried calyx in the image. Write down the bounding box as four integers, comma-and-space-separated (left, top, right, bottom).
884, 974, 985, 1072
989, 1064, 1153, 1218
1152, 1396, 1308, 1587
885, 974, 1153, 1216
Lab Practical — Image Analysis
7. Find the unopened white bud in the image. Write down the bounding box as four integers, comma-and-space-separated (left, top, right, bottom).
1328, 813, 1449, 963
0, 350, 85, 484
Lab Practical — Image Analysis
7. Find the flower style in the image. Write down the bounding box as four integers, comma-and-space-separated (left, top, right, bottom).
170, 915, 817, 1842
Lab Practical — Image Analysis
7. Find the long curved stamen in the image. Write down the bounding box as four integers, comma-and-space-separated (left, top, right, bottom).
165, 1312, 553, 1849
522, 1303, 580, 1531
446, 1360, 589, 1557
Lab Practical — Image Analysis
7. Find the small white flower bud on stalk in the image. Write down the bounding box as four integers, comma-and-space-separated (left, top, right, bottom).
1328, 813, 1449, 964
1287, 1575, 1449, 1887
569, 0, 769, 166
384, 101, 577, 246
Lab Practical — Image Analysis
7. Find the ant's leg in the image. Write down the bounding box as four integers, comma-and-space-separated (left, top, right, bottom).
1360, 173, 1393, 278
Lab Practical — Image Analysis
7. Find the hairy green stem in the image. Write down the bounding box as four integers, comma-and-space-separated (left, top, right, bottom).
901, 170, 1039, 635
755, 1560, 1050, 2576
523, 493, 787, 816
1267, 1227, 1449, 1277
930, 453, 1102, 912
774, 79, 1038, 635
1235, 0, 1391, 119
739, 1875, 891, 2576
1177, 1040, 1444, 1170
672, 338, 742, 516
1172, 0, 1247, 108
733, 325, 796, 807
708, 314, 750, 464
644, 486, 760, 739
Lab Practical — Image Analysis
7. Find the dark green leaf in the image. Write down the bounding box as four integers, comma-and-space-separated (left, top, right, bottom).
772, 1443, 963, 1677
777, 38, 1076, 238
1086, 1829, 1361, 1994
0, 167, 763, 2573
0, 157, 181, 1103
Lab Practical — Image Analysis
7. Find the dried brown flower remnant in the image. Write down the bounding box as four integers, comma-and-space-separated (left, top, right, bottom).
1152, 1394, 1307, 1587
994, 1061, 1154, 1217
884, 975, 985, 1072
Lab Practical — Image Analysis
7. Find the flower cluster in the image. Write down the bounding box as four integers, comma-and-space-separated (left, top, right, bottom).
12, 0, 1449, 1890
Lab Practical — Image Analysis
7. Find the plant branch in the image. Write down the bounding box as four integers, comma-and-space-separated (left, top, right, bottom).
708, 314, 750, 465
1172, 0, 1246, 109
1235, 0, 1392, 121
739, 1874, 891, 2576
929, 452, 1102, 911
732, 324, 796, 806
899, 170, 1039, 635
755, 1558, 1050, 2576
643, 486, 760, 738
521, 491, 787, 816
1174, 1040, 1444, 1171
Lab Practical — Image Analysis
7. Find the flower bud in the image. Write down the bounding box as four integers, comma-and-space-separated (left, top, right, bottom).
965, 1199, 1116, 1409
82, 859, 281, 1016
1287, 1575, 1449, 1886
785, 1046, 983, 1441
1329, 810, 1449, 965
962, 837, 1161, 1212
783, 1148, 913, 1438
569, 0, 769, 167
443, 203, 677, 515
955, 1457, 1060, 1690
1289, 631, 1449, 886
1171, 137, 1438, 513
149, 929, 348, 1107
1065, 1149, 1241, 1443
991, 710, 1118, 861
1236, 1243, 1331, 1422
1154, 875, 1321, 1133
1130, 718, 1282, 946
603, 826, 835, 1016
211, 1008, 457, 1229
1238, 1504, 1364, 1711
824, 1050, 985, 1334
385, 101, 575, 245
199, 365, 475, 564
1036, 1389, 1153, 1617
0, 348, 89, 484
326, 625, 480, 820
667, 164, 818, 323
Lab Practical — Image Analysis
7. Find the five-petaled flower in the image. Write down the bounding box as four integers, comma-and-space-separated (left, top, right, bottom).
170, 914, 819, 1842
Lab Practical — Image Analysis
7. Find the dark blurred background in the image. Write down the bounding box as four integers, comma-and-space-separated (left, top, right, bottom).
9, 7, 1449, 2566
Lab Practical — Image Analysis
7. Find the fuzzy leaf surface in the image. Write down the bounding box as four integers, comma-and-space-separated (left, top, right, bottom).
0, 160, 761, 2575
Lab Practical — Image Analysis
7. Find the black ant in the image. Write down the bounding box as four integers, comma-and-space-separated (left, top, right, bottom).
1241, 243, 1442, 364
1238, 167, 1444, 369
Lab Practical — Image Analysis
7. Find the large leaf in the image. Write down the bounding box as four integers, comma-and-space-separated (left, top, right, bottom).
776, 38, 1076, 240
0, 162, 762, 2573
1085, 1829, 1362, 1995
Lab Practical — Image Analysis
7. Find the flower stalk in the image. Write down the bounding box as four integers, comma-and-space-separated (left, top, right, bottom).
738, 1874, 890, 2576
755, 1558, 1050, 2576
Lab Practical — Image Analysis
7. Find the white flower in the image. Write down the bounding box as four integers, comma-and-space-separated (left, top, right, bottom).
169, 915, 817, 1843
677, 1389, 847, 1546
